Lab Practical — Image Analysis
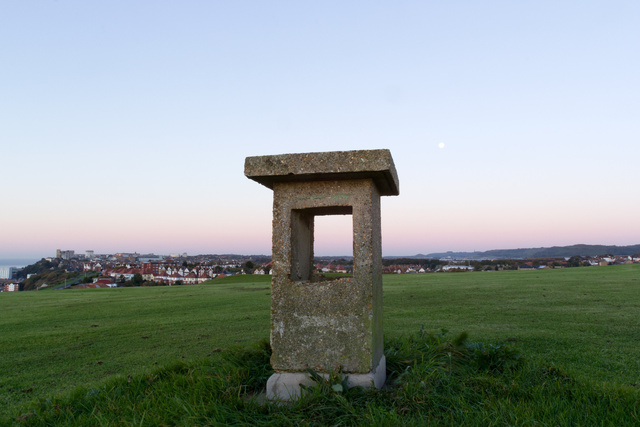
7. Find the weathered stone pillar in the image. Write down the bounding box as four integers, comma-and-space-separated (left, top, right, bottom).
244, 149, 399, 400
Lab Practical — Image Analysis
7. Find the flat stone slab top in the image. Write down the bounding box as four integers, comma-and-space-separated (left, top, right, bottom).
244, 149, 399, 196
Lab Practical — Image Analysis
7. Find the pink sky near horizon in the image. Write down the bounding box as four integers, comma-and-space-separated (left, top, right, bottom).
4, 196, 637, 259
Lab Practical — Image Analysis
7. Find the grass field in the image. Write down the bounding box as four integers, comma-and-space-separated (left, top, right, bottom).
1, 265, 639, 424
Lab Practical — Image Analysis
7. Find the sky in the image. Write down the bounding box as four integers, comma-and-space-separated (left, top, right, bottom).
1, 1, 639, 259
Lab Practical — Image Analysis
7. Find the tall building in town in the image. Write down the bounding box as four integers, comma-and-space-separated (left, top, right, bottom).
55, 249, 75, 260
0, 267, 17, 280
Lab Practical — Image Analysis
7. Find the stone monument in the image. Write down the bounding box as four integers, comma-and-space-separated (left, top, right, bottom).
244, 149, 399, 400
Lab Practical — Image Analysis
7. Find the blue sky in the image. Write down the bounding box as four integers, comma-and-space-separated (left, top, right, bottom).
1, 1, 639, 259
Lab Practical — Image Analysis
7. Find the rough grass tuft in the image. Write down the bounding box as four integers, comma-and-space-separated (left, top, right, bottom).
11, 331, 639, 426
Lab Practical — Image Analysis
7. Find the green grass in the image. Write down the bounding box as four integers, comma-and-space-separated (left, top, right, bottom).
12, 332, 640, 426
2, 265, 639, 424
385, 265, 640, 386
0, 275, 271, 419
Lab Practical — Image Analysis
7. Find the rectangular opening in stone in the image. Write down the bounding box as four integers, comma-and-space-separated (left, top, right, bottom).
290, 206, 353, 282
315, 213, 354, 279
314, 213, 353, 255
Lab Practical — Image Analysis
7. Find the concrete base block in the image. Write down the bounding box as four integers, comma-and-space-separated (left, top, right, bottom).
266, 356, 386, 401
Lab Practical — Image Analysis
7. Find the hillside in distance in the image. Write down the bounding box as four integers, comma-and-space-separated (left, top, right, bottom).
415, 243, 640, 260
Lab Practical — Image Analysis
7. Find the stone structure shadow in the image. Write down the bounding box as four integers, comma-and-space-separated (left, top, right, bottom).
245, 149, 399, 400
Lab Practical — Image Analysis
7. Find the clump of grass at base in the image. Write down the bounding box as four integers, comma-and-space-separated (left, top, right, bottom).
12, 332, 640, 426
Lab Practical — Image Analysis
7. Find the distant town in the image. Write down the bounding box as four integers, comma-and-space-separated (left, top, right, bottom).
1, 250, 268, 292
2, 247, 639, 293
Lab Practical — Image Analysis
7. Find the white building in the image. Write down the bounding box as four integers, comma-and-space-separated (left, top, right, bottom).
3, 283, 20, 292
0, 267, 17, 279
441, 265, 475, 272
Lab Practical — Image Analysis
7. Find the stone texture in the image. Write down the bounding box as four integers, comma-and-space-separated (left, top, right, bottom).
270, 179, 383, 373
266, 356, 386, 401
244, 149, 398, 400
244, 149, 399, 196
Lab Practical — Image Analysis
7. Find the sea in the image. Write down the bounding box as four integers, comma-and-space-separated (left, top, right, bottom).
0, 258, 40, 270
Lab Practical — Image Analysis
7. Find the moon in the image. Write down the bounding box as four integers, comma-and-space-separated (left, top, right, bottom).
438, 142, 445, 149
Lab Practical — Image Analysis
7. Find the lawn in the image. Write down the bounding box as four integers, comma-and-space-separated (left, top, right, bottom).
384, 265, 640, 387
0, 275, 271, 419
1, 265, 639, 423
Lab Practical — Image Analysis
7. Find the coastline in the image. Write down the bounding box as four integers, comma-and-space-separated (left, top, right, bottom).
0, 258, 40, 269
